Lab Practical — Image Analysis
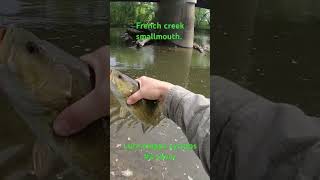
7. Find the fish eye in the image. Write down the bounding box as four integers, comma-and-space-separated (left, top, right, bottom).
26, 41, 40, 54
118, 74, 122, 79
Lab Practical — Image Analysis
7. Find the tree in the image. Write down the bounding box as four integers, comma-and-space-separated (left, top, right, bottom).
195, 8, 210, 30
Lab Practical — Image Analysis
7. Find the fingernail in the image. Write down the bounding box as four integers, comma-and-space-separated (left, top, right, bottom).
127, 99, 132, 105
53, 118, 70, 136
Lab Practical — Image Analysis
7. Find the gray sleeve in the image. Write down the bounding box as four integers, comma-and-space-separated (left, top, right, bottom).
163, 85, 210, 174
212, 76, 320, 179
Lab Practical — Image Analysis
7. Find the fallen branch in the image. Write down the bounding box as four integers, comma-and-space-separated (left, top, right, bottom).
136, 38, 152, 48
193, 43, 204, 53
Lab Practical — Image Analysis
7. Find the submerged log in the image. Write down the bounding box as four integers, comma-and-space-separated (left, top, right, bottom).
120, 32, 133, 42
193, 43, 204, 53
126, 28, 143, 37
203, 45, 210, 52
136, 38, 152, 48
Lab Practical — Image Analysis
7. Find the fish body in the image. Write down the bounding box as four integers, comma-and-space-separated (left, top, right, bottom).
0, 26, 107, 179
110, 69, 163, 131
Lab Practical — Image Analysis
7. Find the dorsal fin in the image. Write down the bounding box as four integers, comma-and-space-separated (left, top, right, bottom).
141, 123, 152, 134
119, 106, 129, 118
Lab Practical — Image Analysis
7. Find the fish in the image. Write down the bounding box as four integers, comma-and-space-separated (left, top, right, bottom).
0, 26, 107, 180
110, 69, 163, 132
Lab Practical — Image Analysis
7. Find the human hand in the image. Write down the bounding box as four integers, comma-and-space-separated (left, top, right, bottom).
126, 76, 174, 105
53, 46, 108, 136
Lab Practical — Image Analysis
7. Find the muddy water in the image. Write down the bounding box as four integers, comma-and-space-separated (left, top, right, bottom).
0, 0, 107, 179
110, 28, 210, 179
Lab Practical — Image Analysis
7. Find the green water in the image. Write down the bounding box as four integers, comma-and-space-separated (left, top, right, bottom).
110, 28, 210, 97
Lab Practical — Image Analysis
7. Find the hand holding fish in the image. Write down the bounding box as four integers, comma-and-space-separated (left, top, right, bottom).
126, 76, 174, 105
53, 46, 108, 136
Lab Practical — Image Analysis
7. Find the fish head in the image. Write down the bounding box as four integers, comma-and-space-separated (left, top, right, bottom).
110, 69, 139, 101
0, 27, 87, 111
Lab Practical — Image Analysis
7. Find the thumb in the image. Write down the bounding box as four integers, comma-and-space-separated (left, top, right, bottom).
127, 90, 143, 105
53, 89, 107, 136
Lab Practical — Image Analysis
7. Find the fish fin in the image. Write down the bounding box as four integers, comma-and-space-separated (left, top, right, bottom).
148, 125, 156, 132
141, 123, 152, 134
32, 141, 66, 179
133, 121, 139, 128
32, 142, 54, 178
110, 107, 122, 125
110, 116, 120, 125
127, 119, 137, 128
0, 65, 56, 147
115, 119, 128, 133
119, 107, 128, 118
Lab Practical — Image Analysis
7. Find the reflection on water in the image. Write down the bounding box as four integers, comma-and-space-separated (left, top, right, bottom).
110, 28, 210, 179
0, 0, 107, 179
0, 0, 108, 56
0, 0, 107, 27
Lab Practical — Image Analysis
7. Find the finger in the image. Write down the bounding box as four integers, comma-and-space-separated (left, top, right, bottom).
53, 87, 107, 136
126, 78, 143, 104
127, 90, 143, 105
54, 46, 109, 136
135, 78, 142, 88
135, 77, 142, 82
80, 46, 108, 86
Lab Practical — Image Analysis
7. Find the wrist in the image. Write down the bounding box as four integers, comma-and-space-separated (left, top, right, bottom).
159, 81, 174, 102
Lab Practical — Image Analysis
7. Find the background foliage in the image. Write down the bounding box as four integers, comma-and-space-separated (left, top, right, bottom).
111, 2, 210, 30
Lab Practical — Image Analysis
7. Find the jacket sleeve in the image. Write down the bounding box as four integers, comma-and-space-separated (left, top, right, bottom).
212, 76, 320, 180
163, 85, 210, 174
